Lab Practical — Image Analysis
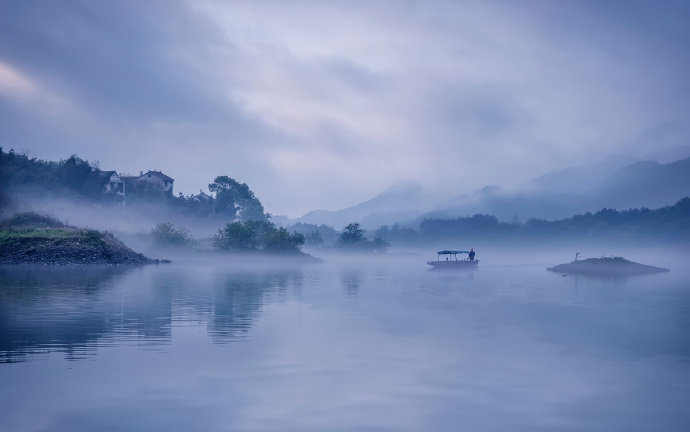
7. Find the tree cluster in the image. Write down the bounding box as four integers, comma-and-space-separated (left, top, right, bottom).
1, 148, 270, 223
150, 222, 194, 248
215, 220, 305, 253
208, 176, 265, 221
1, 148, 108, 200
337, 222, 389, 252
286, 222, 339, 247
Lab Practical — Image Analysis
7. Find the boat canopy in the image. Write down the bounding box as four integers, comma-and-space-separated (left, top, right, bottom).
437, 250, 470, 255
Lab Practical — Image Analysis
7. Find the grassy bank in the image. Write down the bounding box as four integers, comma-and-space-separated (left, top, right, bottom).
0, 213, 155, 265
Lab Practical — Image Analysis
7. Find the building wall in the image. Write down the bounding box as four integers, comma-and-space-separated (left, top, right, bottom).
136, 172, 173, 194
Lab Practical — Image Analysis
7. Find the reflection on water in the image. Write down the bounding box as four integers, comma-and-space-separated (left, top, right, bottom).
1, 256, 689, 431
0, 265, 304, 362
0, 265, 134, 362
208, 270, 303, 342
340, 270, 361, 296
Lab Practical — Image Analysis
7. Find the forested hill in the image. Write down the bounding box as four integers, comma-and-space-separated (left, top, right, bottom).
0, 149, 107, 201
0, 148, 266, 222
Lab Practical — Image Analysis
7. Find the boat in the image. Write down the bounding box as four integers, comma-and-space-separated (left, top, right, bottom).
427, 250, 478, 268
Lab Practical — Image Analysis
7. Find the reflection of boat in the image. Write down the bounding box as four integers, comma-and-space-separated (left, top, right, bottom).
427, 250, 479, 268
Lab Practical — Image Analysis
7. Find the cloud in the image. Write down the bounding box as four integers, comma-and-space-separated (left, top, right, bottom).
1, 0, 689, 216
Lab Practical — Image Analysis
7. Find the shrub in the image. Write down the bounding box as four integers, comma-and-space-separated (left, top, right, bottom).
151, 222, 193, 248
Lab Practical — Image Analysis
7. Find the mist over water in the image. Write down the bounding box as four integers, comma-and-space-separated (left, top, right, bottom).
1, 250, 689, 431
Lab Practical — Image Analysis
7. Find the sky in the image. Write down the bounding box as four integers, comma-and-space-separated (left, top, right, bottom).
1, 0, 689, 217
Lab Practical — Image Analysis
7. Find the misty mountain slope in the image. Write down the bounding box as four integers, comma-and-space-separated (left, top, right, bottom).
293, 155, 690, 229
297, 182, 441, 229
529, 155, 640, 194
419, 156, 690, 223
421, 187, 588, 222
592, 157, 690, 209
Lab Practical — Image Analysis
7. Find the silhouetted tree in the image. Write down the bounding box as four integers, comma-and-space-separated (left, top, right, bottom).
340, 222, 365, 244
209, 176, 266, 221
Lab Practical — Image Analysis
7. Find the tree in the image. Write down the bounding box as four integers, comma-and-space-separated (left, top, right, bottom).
263, 227, 305, 252
209, 176, 266, 221
214, 220, 305, 252
339, 222, 365, 244
151, 222, 192, 248
215, 221, 259, 249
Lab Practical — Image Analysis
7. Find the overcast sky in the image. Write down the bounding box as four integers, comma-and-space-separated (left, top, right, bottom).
1, 0, 689, 217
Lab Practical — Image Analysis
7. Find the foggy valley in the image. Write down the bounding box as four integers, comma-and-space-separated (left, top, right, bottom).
2, 1, 690, 431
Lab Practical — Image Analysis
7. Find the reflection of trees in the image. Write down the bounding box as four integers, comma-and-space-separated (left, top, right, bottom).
208, 270, 303, 343
0, 265, 133, 363
0, 266, 179, 362
0, 265, 305, 362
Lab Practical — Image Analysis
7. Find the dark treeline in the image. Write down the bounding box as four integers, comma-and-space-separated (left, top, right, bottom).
0, 148, 107, 200
147, 220, 305, 253
375, 198, 690, 245
285, 222, 389, 252
215, 220, 305, 253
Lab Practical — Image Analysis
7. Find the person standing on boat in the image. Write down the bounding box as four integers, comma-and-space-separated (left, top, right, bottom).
469, 248, 475, 261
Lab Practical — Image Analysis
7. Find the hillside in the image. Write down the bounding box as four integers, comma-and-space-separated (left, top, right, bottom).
298, 182, 439, 229
423, 156, 690, 222
292, 155, 690, 228
594, 158, 690, 209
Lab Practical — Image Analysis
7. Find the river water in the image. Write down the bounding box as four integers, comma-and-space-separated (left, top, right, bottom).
1, 250, 689, 431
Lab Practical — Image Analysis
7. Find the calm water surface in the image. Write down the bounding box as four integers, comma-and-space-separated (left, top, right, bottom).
1, 252, 689, 431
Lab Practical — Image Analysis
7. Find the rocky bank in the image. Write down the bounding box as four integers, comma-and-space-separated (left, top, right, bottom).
1, 228, 156, 265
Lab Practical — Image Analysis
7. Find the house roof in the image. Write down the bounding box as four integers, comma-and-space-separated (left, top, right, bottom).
99, 170, 117, 177
142, 170, 174, 182
192, 191, 212, 199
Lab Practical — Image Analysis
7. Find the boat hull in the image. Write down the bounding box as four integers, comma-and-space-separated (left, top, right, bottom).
427, 260, 479, 268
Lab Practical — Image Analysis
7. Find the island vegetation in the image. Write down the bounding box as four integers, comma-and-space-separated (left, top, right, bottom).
336, 222, 389, 252
0, 213, 156, 264
215, 220, 305, 253
150, 222, 195, 249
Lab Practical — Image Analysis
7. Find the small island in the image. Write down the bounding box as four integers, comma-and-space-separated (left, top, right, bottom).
0, 213, 157, 265
547, 256, 669, 276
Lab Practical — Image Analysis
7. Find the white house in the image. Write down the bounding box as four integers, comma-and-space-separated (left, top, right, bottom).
101, 171, 124, 195
136, 170, 174, 194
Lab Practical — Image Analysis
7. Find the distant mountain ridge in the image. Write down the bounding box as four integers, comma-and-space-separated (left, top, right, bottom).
297, 181, 440, 229
290, 155, 690, 228
594, 157, 690, 209
423, 156, 690, 222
